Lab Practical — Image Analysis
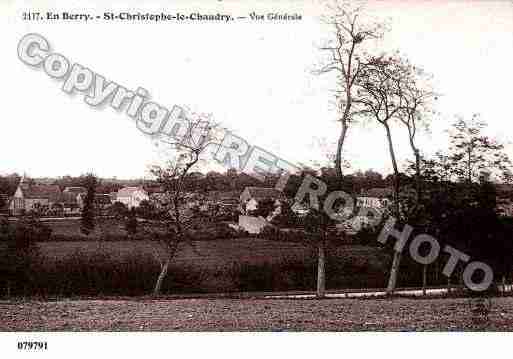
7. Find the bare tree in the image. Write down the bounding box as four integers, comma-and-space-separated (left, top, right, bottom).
396, 63, 437, 296
318, 0, 387, 178
303, 207, 337, 298
353, 54, 408, 294
398, 64, 437, 296
397, 63, 436, 206
149, 114, 223, 295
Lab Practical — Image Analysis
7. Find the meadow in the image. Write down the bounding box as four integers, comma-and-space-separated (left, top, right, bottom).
3, 218, 437, 297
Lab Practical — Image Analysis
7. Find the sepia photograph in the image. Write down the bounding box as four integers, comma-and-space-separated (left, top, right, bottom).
1, 0, 513, 356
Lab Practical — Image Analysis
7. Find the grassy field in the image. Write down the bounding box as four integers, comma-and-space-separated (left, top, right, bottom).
27, 238, 391, 295
43, 218, 128, 240
37, 239, 386, 270
0, 217, 396, 295
1, 296, 512, 331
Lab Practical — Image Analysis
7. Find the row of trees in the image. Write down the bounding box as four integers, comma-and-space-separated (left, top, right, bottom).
317, 1, 513, 296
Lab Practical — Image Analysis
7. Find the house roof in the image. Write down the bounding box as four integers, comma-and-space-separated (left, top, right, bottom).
63, 186, 86, 194
144, 186, 164, 194
243, 187, 287, 200
117, 186, 147, 197
21, 184, 62, 202
209, 190, 241, 200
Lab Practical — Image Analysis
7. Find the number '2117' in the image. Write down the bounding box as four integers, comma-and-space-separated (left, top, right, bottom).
22, 12, 41, 21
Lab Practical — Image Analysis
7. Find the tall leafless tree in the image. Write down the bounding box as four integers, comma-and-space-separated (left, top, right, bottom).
353, 54, 408, 294
396, 62, 437, 295
397, 63, 436, 206
318, 0, 387, 178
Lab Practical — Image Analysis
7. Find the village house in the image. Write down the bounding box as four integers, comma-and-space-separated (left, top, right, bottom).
116, 186, 149, 209
62, 186, 87, 214
337, 187, 393, 234
238, 187, 287, 234
356, 187, 393, 210
63, 186, 86, 202
59, 192, 81, 216
208, 190, 240, 210
9, 177, 62, 216
239, 187, 287, 214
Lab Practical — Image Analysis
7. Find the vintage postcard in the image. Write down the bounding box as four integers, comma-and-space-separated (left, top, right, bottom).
1, 0, 513, 357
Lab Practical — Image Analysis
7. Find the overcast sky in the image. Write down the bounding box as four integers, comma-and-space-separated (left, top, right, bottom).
1, 0, 512, 179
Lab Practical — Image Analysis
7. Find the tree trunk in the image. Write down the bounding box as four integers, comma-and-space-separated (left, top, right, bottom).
317, 240, 326, 298
468, 149, 472, 183
502, 275, 506, 296
153, 259, 170, 296
384, 123, 402, 295
384, 124, 400, 216
414, 148, 422, 204
386, 252, 401, 295
335, 121, 349, 179
435, 261, 439, 284
405, 124, 422, 205
422, 264, 427, 296
447, 277, 451, 296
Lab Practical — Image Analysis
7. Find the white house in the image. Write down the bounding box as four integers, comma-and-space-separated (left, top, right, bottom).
238, 187, 287, 233
116, 186, 149, 209
239, 187, 286, 214
338, 187, 393, 234
356, 187, 392, 210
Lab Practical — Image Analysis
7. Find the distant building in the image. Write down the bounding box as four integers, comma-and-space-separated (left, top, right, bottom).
9, 176, 62, 215
239, 187, 287, 214
60, 191, 81, 216
116, 186, 149, 209
63, 186, 87, 195
208, 190, 240, 208
356, 187, 393, 209
291, 202, 310, 217
336, 187, 393, 234
63, 186, 87, 209
238, 187, 287, 233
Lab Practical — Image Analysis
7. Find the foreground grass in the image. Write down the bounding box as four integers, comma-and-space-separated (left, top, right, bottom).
2, 296, 513, 331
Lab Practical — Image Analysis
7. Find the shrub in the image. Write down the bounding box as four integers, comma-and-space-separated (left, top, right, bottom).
352, 224, 382, 246
187, 222, 240, 241
0, 216, 48, 296
125, 208, 138, 235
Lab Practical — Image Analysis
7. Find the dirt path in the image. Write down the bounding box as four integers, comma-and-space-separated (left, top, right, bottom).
2, 297, 513, 331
